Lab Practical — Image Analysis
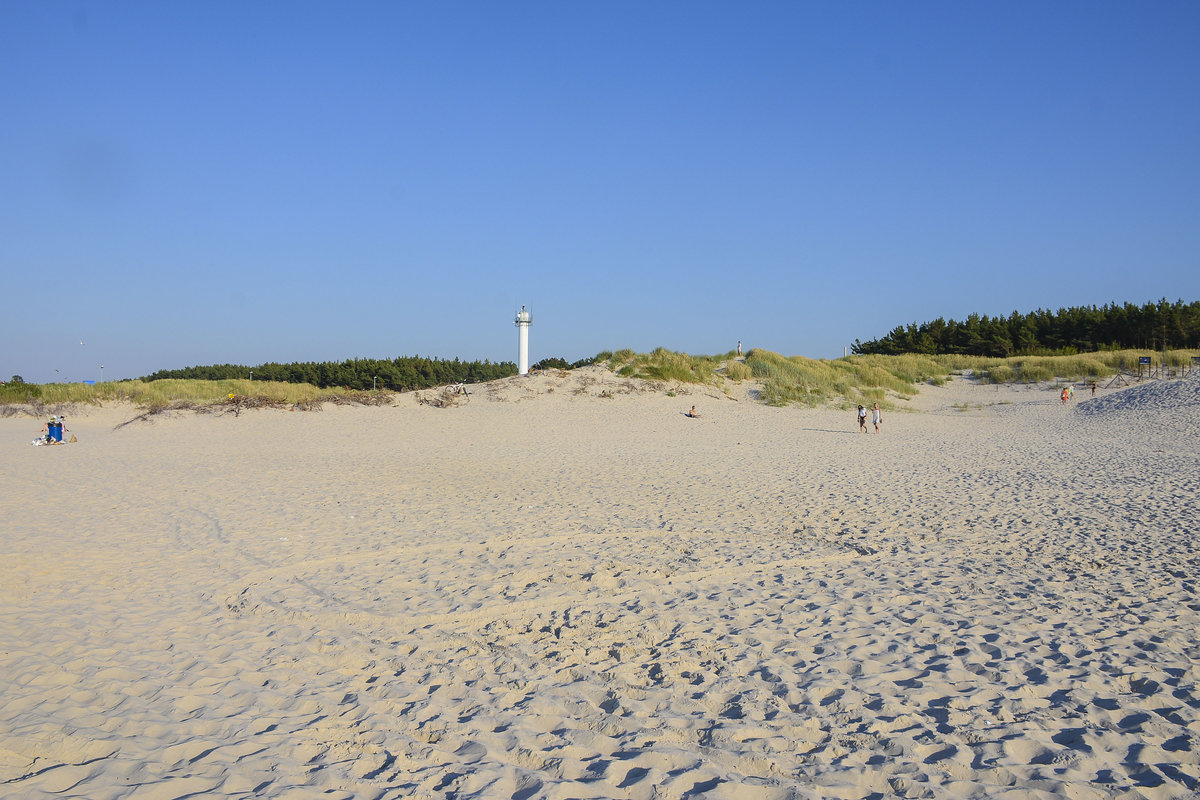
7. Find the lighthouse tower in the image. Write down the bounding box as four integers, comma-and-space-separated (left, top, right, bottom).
514, 305, 532, 375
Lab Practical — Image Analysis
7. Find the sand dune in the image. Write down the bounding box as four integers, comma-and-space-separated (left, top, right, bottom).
2, 370, 1197, 799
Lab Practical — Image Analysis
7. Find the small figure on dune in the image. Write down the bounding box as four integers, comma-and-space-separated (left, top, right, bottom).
737, 340, 743, 357
686, 405, 701, 418
857, 405, 868, 433
872, 402, 882, 434
1091, 382, 1097, 396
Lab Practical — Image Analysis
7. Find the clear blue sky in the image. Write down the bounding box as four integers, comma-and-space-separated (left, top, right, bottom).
3, 2, 1198, 384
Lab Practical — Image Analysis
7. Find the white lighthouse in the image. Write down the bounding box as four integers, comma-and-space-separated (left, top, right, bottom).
514, 305, 532, 375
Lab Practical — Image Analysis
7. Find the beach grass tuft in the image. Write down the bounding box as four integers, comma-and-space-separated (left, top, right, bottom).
723, 361, 752, 382
606, 348, 724, 385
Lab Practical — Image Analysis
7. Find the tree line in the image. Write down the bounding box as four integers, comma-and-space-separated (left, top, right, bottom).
851, 299, 1200, 357
141, 356, 518, 391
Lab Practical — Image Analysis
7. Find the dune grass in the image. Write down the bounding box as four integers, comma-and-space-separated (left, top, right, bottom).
745, 350, 938, 408
7, 348, 1195, 418
600, 347, 931, 408
606, 347, 732, 385
596, 346, 1200, 410
0, 378, 384, 417
741, 348, 1198, 408
960, 349, 1196, 384
723, 361, 753, 382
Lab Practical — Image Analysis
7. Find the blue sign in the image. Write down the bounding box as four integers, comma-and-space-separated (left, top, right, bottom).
1138, 357, 1152, 365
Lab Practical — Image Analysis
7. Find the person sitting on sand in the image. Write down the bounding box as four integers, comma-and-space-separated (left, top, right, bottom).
38, 416, 64, 444
686, 405, 700, 418
857, 405, 867, 432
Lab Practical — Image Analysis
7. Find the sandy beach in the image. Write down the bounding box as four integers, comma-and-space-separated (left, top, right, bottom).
2, 368, 1198, 800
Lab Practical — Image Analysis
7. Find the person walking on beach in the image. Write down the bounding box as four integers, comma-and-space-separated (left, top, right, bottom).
857, 405, 868, 433
872, 402, 882, 434
737, 340, 742, 357
1061, 387, 1069, 405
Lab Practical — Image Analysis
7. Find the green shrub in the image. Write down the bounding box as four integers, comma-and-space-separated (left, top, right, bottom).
532, 357, 570, 371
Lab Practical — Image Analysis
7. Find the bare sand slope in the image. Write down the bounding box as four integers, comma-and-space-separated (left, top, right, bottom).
1, 371, 1197, 799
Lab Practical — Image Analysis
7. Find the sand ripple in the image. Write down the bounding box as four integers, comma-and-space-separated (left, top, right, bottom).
2, 373, 1197, 798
